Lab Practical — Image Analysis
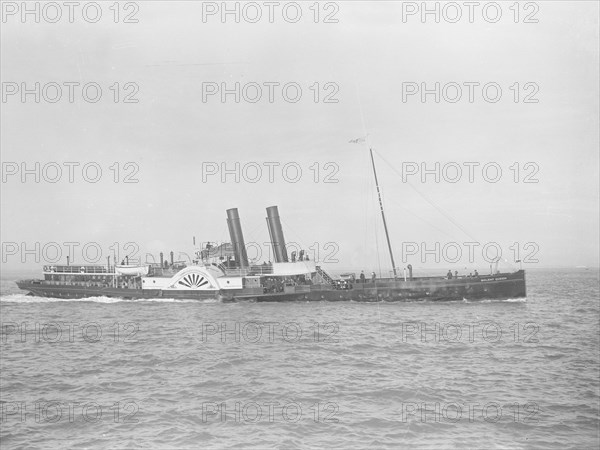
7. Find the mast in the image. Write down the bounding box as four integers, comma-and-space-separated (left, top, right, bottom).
369, 148, 397, 278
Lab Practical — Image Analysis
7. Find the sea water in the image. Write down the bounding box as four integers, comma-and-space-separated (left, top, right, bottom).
1, 269, 598, 449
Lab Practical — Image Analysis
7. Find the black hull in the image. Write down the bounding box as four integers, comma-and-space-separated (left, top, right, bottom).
252, 270, 526, 302
15, 271, 526, 302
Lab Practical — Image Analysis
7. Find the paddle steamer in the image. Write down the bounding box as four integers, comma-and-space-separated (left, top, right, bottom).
17, 149, 526, 302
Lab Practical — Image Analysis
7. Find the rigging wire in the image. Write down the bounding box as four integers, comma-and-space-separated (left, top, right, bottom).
279, 216, 312, 259
353, 84, 512, 273
355, 81, 383, 335
355, 82, 384, 277
374, 150, 516, 271
374, 202, 383, 278
384, 194, 459, 241
374, 149, 481, 243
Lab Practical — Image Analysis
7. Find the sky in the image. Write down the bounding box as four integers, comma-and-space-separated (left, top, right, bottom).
1, 1, 599, 275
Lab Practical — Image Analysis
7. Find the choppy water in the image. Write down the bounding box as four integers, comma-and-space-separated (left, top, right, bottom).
1, 269, 598, 449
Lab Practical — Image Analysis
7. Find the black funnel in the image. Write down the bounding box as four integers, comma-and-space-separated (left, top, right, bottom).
266, 206, 288, 263
226, 208, 249, 268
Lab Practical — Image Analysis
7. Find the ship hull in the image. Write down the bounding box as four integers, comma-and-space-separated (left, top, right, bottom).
14, 282, 217, 301
16, 270, 526, 302
254, 271, 526, 302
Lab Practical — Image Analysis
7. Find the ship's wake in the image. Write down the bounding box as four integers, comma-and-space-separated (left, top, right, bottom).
347, 297, 528, 304
462, 297, 528, 304
0, 294, 220, 304
1, 293, 527, 304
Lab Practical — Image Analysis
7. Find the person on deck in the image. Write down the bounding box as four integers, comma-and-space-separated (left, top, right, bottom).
447, 270, 453, 279
360, 271, 366, 283
371, 272, 376, 283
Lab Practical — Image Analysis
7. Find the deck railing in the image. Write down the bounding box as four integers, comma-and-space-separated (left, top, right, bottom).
219, 264, 274, 277
44, 265, 112, 274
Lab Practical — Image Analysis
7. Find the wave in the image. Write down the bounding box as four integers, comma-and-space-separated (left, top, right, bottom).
346, 297, 528, 305
1, 293, 528, 305
0, 294, 220, 304
462, 297, 528, 304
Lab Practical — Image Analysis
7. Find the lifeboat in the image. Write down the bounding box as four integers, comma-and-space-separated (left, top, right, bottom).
115, 265, 149, 276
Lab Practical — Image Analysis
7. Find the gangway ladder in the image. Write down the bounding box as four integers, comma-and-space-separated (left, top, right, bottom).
316, 266, 335, 286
